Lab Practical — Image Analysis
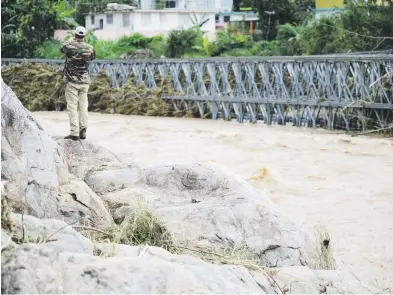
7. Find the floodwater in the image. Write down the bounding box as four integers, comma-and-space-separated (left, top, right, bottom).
34, 111, 393, 288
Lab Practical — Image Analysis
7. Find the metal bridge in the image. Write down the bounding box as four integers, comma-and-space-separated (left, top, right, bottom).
2, 55, 393, 130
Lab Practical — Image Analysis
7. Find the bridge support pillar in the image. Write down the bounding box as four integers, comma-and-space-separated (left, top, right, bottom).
328, 107, 333, 130
221, 102, 231, 121
197, 102, 205, 118
233, 103, 243, 123
259, 104, 269, 125
172, 100, 179, 111
275, 105, 285, 125
247, 103, 257, 123
265, 104, 272, 125
210, 102, 219, 120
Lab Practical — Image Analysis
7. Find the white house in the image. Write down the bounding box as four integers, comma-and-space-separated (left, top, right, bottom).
79, 1, 233, 40
215, 10, 259, 30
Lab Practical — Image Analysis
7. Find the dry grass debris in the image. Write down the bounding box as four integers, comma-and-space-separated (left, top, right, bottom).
1, 63, 202, 118
77, 207, 174, 251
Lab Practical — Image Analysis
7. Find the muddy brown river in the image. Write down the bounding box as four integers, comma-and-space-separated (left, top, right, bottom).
35, 111, 393, 289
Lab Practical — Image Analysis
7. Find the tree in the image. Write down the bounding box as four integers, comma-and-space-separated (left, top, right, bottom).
233, 0, 244, 11
1, 0, 77, 58
299, 17, 349, 55
277, 0, 393, 55
339, 0, 393, 52
166, 27, 203, 58
243, 0, 315, 40
1, 0, 21, 57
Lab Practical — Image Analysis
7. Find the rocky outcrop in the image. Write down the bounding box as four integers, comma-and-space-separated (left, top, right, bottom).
85, 167, 141, 195
1, 79, 379, 294
3, 79, 316, 268
10, 213, 93, 254
1, 230, 15, 251
60, 141, 322, 268
1, 241, 378, 294
1, 243, 269, 294
58, 178, 113, 227
99, 162, 319, 268
1, 80, 69, 217
56, 139, 132, 180
1, 79, 112, 226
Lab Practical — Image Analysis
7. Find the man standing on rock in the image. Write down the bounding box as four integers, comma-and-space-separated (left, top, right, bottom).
61, 26, 96, 141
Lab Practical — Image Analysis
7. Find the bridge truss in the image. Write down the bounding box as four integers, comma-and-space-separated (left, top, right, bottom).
2, 55, 393, 130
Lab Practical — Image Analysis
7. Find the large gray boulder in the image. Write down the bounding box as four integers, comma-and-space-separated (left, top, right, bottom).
47, 108, 318, 269
85, 167, 141, 195
10, 213, 93, 254
57, 139, 141, 196
101, 162, 320, 269
56, 139, 133, 180
1, 80, 112, 225
1, 244, 271, 294
1, 79, 69, 217
1, 230, 15, 251
1, 243, 378, 294
59, 178, 113, 227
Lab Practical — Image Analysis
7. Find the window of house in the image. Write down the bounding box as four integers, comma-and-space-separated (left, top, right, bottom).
123, 13, 130, 26
91, 15, 95, 25
142, 13, 151, 25
107, 14, 113, 24
165, 0, 177, 8
215, 15, 219, 23
224, 16, 230, 22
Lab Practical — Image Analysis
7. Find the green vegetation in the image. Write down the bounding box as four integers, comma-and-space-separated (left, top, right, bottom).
315, 223, 336, 270
2, 0, 392, 59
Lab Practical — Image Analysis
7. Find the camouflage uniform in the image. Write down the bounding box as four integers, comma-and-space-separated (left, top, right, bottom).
61, 38, 96, 137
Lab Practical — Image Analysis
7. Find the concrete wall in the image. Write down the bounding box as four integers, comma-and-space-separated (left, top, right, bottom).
81, 10, 216, 40
133, 10, 215, 37
85, 12, 133, 32
316, 0, 344, 9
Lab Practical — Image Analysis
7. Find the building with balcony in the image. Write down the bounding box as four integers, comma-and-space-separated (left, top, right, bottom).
215, 10, 259, 32
59, 1, 233, 41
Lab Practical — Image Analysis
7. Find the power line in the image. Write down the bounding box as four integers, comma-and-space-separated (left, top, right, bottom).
321, 24, 393, 40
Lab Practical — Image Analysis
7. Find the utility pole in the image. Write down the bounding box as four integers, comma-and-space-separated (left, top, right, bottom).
264, 10, 275, 41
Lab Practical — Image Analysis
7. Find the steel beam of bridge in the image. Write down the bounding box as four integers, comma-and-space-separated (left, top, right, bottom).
2, 55, 393, 130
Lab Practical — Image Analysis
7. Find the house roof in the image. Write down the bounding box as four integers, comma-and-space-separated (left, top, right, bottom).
216, 11, 258, 17
216, 11, 246, 16
311, 7, 344, 12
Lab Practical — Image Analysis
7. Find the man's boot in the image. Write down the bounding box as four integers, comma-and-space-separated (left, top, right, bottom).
79, 128, 87, 140
64, 135, 79, 141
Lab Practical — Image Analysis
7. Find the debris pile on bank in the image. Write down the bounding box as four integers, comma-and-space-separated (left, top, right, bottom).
1, 63, 202, 118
